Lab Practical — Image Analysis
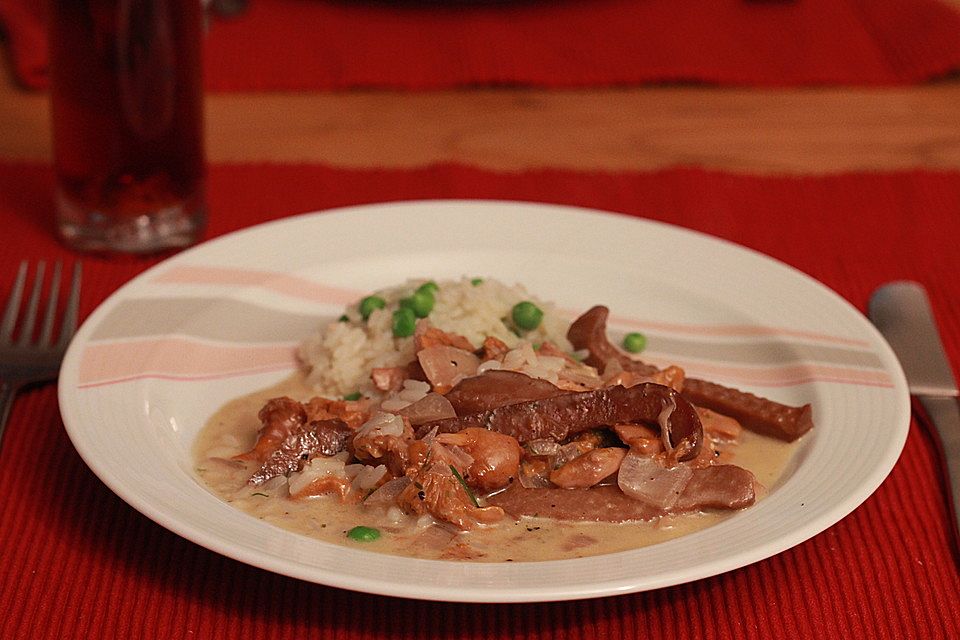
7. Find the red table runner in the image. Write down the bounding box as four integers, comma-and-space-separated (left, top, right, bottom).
1, 162, 959, 638
4, 0, 960, 91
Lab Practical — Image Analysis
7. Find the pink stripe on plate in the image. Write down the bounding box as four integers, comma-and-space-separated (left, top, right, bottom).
77, 339, 299, 387
649, 355, 894, 388
153, 271, 869, 348
77, 364, 298, 389
605, 312, 873, 348
153, 265, 361, 305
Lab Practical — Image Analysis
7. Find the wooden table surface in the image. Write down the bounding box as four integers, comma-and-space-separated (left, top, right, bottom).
2, 48, 960, 175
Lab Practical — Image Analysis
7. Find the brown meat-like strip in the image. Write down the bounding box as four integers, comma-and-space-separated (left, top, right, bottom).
444, 370, 568, 415
488, 485, 660, 522
567, 306, 659, 375
417, 383, 701, 460
680, 378, 813, 442
489, 464, 755, 521
673, 464, 757, 511
249, 418, 351, 485
567, 305, 814, 441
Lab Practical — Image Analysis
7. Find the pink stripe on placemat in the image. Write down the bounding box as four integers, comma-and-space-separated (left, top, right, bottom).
4, 0, 960, 90
1, 162, 959, 639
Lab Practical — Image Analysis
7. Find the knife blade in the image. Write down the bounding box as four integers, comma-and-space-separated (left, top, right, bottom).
869, 281, 960, 543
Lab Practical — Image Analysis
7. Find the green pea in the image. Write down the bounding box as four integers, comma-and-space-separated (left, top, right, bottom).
359, 295, 386, 320
417, 281, 439, 295
343, 391, 362, 401
392, 307, 416, 337
511, 301, 543, 331
470, 278, 484, 286
346, 526, 380, 542
622, 332, 647, 353
338, 314, 350, 323
402, 289, 435, 318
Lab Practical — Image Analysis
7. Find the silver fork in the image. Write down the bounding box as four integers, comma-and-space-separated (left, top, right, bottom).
0, 261, 81, 448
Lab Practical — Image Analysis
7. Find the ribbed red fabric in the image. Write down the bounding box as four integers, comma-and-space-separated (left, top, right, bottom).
3, 0, 960, 91
0, 162, 959, 639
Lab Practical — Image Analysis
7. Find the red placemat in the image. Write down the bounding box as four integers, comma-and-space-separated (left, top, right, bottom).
1, 162, 959, 638
4, 0, 960, 91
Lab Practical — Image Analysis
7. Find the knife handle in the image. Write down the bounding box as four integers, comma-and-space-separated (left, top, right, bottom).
918, 396, 960, 545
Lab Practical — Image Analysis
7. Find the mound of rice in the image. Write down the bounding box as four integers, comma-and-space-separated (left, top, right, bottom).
299, 277, 571, 396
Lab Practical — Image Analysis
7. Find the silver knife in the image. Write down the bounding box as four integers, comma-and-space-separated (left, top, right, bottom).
869, 281, 960, 542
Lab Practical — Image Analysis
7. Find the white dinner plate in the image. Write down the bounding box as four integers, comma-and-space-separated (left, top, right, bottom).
59, 200, 910, 602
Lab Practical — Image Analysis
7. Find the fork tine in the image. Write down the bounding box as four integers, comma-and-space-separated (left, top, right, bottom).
58, 262, 81, 347
0, 261, 28, 344
39, 261, 62, 347
16, 261, 45, 346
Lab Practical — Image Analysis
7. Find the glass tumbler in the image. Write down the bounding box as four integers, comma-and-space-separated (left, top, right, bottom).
48, 0, 206, 253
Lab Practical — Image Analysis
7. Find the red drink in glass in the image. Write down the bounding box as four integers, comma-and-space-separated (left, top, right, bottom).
48, 0, 206, 253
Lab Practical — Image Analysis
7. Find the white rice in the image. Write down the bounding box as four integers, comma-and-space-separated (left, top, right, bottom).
299, 277, 571, 396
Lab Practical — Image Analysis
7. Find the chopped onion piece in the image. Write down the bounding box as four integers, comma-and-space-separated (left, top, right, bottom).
365, 476, 412, 506
289, 455, 348, 496
420, 425, 439, 443
571, 348, 590, 361
502, 342, 537, 370
345, 463, 388, 492
657, 397, 677, 453
477, 359, 502, 374
617, 452, 692, 510
380, 397, 411, 412
535, 356, 566, 372
398, 392, 457, 425
385, 506, 406, 524
398, 379, 431, 402
526, 439, 562, 456
445, 444, 475, 472
518, 463, 552, 489
554, 442, 584, 468
356, 411, 405, 438
418, 346, 480, 390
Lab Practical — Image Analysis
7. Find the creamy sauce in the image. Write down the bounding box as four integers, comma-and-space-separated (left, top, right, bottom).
193, 374, 799, 562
